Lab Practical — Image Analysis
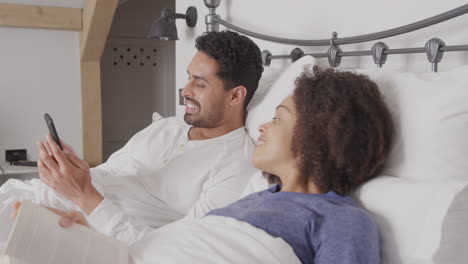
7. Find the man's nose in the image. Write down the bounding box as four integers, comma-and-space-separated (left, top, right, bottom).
181, 81, 193, 98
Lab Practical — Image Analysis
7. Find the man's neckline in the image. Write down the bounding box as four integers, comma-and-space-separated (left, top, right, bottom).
186, 126, 246, 142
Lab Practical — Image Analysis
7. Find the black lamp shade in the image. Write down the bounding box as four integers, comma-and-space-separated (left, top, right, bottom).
148, 9, 178, 40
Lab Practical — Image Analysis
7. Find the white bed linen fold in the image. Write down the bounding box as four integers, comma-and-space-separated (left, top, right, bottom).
130, 215, 301, 264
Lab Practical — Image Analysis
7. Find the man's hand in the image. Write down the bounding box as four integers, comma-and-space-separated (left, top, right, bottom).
11, 201, 89, 227
37, 134, 103, 215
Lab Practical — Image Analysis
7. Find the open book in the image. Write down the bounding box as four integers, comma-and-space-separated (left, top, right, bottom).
0, 200, 128, 264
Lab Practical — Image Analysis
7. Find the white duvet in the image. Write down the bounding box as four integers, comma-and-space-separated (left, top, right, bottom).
0, 179, 301, 263
130, 215, 301, 264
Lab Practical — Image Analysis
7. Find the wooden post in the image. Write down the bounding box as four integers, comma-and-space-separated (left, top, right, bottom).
80, 0, 118, 166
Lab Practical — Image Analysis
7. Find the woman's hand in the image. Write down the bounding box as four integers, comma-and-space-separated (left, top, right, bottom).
11, 201, 89, 227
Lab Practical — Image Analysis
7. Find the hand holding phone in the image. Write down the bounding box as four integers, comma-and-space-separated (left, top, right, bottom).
44, 113, 63, 150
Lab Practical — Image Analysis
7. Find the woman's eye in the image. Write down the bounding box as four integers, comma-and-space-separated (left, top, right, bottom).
272, 117, 280, 123
196, 83, 206, 88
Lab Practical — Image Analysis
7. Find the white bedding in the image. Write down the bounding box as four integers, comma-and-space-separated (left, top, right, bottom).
130, 215, 301, 264
0, 181, 300, 263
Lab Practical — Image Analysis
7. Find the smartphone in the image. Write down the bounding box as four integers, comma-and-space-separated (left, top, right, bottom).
44, 113, 63, 150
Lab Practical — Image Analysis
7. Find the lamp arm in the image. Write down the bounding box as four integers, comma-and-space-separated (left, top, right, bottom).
170, 13, 188, 20
168, 7, 197, 28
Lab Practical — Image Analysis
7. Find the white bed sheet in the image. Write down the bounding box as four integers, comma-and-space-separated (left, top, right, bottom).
130, 215, 301, 264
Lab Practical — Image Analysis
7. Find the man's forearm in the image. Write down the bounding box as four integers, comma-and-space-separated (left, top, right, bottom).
74, 188, 104, 215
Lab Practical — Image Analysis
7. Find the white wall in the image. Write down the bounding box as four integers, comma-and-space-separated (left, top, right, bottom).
175, 0, 468, 117
0, 0, 84, 163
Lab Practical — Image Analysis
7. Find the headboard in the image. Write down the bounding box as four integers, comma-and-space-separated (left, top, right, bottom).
175, 1, 468, 116
192, 1, 468, 263
201, 1, 468, 72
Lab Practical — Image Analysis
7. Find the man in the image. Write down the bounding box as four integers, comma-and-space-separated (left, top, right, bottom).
0, 31, 264, 244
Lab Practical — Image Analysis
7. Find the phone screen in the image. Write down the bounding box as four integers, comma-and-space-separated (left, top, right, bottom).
44, 113, 63, 150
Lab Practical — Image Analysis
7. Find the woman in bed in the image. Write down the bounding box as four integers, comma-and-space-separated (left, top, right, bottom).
24, 68, 394, 264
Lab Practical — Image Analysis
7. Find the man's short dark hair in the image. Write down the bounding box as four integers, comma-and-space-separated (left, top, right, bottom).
291, 68, 394, 195
195, 31, 263, 110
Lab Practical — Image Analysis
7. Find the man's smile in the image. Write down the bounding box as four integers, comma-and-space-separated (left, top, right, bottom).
185, 101, 199, 113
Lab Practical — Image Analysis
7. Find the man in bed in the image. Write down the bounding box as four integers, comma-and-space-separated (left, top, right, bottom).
0, 30, 264, 243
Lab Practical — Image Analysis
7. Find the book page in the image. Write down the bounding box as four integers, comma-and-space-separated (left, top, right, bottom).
0, 205, 15, 252
0, 255, 32, 264
2, 201, 128, 264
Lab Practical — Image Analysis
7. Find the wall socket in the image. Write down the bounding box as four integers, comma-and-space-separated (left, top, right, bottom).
179, 88, 185, 105
5, 149, 27, 163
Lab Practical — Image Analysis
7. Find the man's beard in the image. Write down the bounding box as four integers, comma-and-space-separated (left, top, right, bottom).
184, 99, 224, 128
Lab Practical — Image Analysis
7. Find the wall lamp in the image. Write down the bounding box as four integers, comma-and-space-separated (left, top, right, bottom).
148, 6, 198, 40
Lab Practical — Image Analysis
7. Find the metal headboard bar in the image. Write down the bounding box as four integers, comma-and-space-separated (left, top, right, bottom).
269, 45, 468, 61
264, 44, 468, 71
443, 45, 468, 51
203, 1, 468, 71
208, 4, 468, 46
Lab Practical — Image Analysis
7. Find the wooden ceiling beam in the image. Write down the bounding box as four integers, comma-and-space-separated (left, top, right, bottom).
0, 3, 82, 31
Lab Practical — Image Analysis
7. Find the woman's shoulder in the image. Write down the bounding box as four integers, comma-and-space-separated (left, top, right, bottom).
321, 193, 373, 220
319, 195, 378, 235
312, 195, 380, 263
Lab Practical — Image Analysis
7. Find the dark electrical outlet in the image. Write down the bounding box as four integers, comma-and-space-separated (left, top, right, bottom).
5, 149, 27, 164
179, 88, 185, 105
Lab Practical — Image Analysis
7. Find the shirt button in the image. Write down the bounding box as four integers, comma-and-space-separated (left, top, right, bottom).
163, 159, 168, 163
179, 143, 185, 148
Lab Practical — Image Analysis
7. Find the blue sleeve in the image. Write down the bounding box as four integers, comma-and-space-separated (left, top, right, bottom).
313, 209, 380, 264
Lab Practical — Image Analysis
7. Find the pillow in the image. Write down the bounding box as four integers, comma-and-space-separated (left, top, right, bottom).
354, 176, 468, 264
241, 170, 271, 197
357, 65, 468, 181
247, 64, 285, 111
246, 56, 316, 142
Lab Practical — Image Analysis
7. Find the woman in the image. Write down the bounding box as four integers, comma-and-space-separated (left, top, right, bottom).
18, 68, 393, 264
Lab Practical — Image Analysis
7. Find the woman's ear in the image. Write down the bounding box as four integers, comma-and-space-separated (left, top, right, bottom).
229, 85, 247, 107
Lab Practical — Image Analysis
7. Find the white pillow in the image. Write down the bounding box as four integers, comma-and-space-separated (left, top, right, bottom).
247, 64, 285, 111
357, 65, 468, 181
241, 170, 271, 197
246, 56, 316, 142
243, 56, 317, 194
354, 176, 468, 264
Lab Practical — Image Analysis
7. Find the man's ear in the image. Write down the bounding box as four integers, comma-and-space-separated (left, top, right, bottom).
229, 85, 247, 106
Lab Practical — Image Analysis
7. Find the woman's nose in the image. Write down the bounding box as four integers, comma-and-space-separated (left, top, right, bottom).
258, 123, 267, 134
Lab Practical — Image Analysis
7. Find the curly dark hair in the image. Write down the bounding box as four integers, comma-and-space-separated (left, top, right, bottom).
290, 67, 394, 195
195, 31, 264, 110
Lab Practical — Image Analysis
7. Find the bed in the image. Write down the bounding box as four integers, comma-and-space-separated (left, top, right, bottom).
196, 1, 468, 263
1, 2, 467, 263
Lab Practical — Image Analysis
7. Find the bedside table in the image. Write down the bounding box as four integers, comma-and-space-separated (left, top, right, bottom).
0, 165, 39, 184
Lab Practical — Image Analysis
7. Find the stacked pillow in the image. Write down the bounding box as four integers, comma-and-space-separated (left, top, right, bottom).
243, 56, 316, 197
246, 56, 316, 142
355, 176, 468, 264
245, 58, 468, 263
355, 66, 468, 264
359, 66, 468, 181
